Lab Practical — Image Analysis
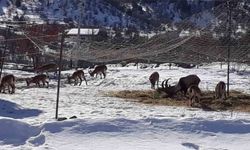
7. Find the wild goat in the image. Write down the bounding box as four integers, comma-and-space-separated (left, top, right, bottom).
26, 74, 49, 88
187, 85, 201, 107
215, 81, 226, 100
89, 65, 107, 79
149, 72, 159, 89
0, 74, 15, 94
68, 70, 87, 86
157, 74, 200, 97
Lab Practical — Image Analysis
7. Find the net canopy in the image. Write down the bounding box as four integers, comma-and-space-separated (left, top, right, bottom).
1, 0, 249, 65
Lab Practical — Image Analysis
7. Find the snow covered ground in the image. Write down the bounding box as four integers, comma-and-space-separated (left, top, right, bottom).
0, 63, 250, 150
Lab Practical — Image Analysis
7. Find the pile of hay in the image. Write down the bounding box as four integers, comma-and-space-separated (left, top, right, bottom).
106, 90, 250, 112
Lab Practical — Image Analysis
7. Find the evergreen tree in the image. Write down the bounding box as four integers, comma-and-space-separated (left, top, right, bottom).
15, 0, 21, 7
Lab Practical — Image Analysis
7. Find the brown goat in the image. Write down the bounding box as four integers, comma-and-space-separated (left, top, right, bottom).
149, 72, 159, 89
215, 81, 226, 100
187, 85, 201, 107
26, 74, 49, 88
89, 65, 107, 79
157, 75, 200, 97
68, 70, 87, 86
0, 74, 15, 94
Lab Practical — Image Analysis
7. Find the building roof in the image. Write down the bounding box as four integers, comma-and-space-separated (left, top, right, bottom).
67, 28, 99, 36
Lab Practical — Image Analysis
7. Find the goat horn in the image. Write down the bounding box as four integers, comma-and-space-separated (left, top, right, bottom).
165, 78, 171, 87
161, 80, 166, 89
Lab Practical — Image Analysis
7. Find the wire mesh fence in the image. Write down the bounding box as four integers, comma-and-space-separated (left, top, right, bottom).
0, 0, 249, 66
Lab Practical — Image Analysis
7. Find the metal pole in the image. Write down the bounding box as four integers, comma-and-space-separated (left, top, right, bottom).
76, 0, 84, 68
227, 0, 232, 97
55, 32, 65, 119
0, 38, 6, 79
77, 0, 83, 40
0, 27, 9, 79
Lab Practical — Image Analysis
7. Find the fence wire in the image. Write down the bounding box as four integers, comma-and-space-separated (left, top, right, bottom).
1, 1, 250, 65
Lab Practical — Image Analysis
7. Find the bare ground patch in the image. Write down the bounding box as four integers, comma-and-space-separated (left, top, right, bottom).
105, 90, 250, 112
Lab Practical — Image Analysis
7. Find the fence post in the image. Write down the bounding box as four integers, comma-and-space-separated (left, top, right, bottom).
227, 0, 233, 97
0, 27, 10, 79
55, 32, 65, 119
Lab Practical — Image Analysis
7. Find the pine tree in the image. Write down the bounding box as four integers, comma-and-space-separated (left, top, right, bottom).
15, 0, 21, 7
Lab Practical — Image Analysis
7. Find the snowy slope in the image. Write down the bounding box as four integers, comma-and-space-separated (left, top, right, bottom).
0, 63, 250, 149
0, 0, 224, 29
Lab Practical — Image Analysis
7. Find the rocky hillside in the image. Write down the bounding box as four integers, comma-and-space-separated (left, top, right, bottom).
0, 0, 249, 32
0, 0, 226, 29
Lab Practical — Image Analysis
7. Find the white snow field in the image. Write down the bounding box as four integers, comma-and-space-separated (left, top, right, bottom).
0, 63, 250, 150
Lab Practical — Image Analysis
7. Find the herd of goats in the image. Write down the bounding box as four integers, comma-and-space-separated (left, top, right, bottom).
149, 72, 227, 106
0, 63, 107, 93
0, 63, 227, 107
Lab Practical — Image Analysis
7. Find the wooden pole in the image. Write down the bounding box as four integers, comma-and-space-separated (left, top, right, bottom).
55, 32, 65, 119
